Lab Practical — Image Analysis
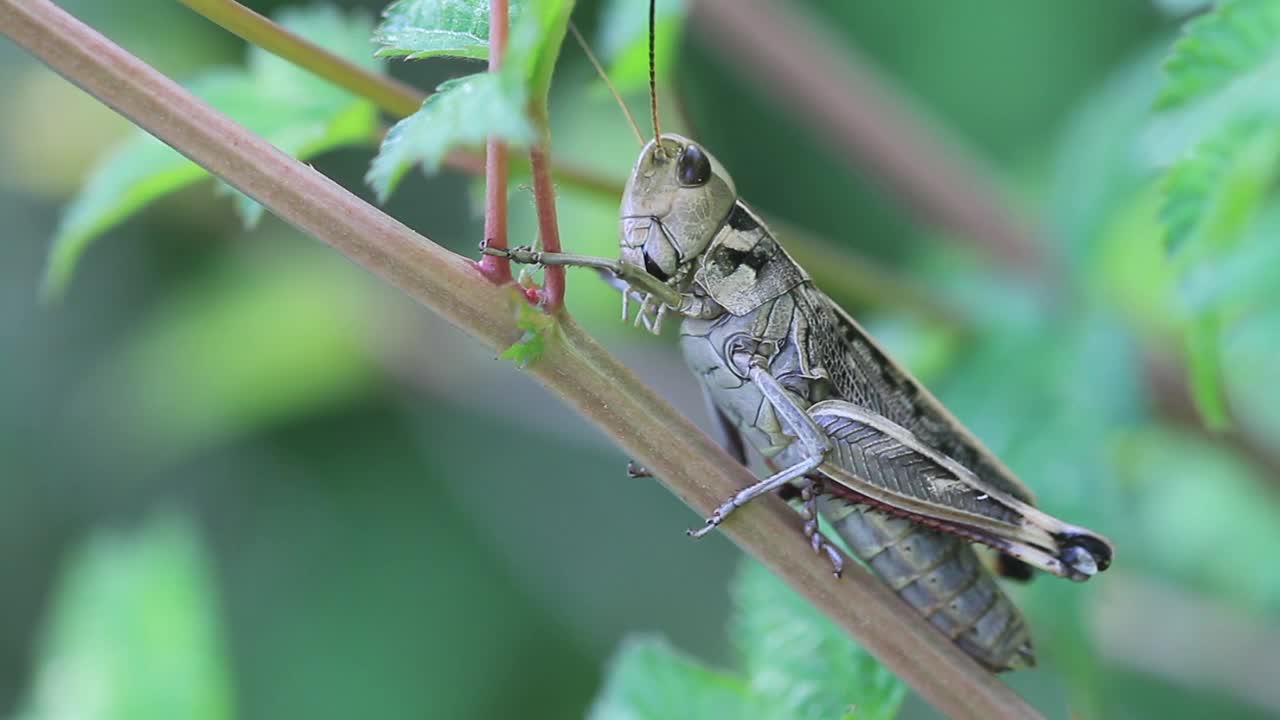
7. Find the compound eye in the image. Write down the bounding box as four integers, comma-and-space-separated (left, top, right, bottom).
677, 144, 712, 187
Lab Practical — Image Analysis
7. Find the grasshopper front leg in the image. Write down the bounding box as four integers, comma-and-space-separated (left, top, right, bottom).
481, 245, 721, 332
483, 245, 680, 306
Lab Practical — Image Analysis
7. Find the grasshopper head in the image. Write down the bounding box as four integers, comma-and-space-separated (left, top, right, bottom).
620, 134, 736, 287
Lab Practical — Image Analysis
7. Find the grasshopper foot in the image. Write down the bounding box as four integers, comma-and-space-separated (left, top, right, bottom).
800, 479, 843, 577
687, 503, 732, 539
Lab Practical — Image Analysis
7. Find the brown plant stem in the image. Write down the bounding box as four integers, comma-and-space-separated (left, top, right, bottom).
688, 0, 1044, 275
177, 0, 423, 117
0, 2, 1041, 717
479, 0, 512, 285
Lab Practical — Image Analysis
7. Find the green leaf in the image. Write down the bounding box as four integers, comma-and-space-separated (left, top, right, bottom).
1157, 0, 1280, 111
1184, 312, 1231, 429
17, 512, 233, 720
43, 6, 383, 299
373, 0, 573, 79
587, 636, 758, 720
1159, 118, 1280, 254
365, 72, 533, 200
1157, 119, 1280, 429
498, 299, 557, 368
526, 2, 574, 103
1182, 200, 1280, 314
731, 561, 906, 720
1150, 1, 1280, 432
81, 245, 379, 468
1153, 0, 1214, 17
373, 0, 495, 60
587, 558, 903, 720
1049, 40, 1165, 268
1119, 428, 1280, 610
596, 0, 685, 92
1223, 292, 1280, 451
366, 0, 575, 200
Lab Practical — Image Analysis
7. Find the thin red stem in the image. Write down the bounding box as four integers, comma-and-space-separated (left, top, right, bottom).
529, 143, 565, 310
477, 0, 512, 285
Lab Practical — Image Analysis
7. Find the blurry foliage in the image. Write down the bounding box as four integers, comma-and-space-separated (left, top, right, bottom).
590, 560, 905, 720
5, 0, 1280, 718
1155, 0, 1280, 111
1149, 0, 1280, 428
1118, 428, 1280, 611
594, 0, 683, 93
43, 6, 384, 299
368, 0, 572, 200
80, 244, 381, 469
366, 70, 532, 199
16, 513, 232, 720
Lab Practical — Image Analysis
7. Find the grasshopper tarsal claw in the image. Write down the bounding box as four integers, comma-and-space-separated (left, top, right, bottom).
687, 513, 725, 539
801, 479, 844, 577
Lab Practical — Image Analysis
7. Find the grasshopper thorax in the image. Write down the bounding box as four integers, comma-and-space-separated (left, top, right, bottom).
620, 134, 737, 287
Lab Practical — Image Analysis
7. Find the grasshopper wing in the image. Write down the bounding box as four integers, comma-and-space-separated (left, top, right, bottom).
809, 400, 1113, 581
796, 288, 1036, 506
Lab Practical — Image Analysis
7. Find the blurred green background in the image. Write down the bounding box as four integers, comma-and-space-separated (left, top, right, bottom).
2, 1, 1279, 718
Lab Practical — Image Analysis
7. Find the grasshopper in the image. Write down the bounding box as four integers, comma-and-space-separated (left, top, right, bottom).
484, 8, 1113, 672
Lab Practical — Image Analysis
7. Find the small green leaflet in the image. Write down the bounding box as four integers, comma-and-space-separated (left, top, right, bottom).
1159, 118, 1280, 255
588, 637, 761, 720
498, 299, 557, 368
1157, 0, 1280, 111
1151, 0, 1280, 430
595, 0, 685, 93
731, 561, 906, 720
1157, 120, 1280, 429
366, 73, 532, 201
374, 0, 499, 60
589, 560, 904, 720
43, 6, 383, 300
16, 513, 232, 720
372, 0, 572, 77
1184, 312, 1230, 429
365, 0, 574, 202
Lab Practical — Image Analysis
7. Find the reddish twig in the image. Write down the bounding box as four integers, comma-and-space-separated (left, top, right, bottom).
529, 142, 565, 309
478, 0, 513, 285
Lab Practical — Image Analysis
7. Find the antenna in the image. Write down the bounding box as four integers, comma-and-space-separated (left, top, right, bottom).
649, 0, 663, 153
568, 23, 643, 147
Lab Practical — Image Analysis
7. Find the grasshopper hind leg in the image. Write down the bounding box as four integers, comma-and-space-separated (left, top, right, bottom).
800, 477, 844, 577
